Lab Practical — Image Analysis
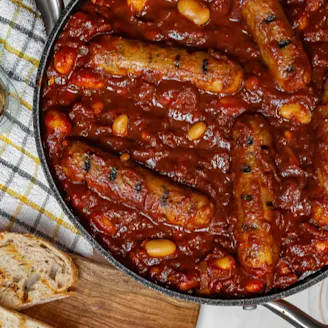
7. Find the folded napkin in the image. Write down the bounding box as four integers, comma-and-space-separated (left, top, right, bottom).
0, 0, 92, 255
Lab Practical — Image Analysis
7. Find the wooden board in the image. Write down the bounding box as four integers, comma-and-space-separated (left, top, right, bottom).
23, 256, 200, 328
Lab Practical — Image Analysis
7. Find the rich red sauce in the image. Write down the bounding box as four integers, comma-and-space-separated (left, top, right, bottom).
41, 0, 328, 297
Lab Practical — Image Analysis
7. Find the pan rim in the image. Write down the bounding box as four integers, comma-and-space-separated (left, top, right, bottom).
32, 0, 328, 306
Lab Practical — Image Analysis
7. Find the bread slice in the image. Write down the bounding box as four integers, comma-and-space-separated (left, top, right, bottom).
0, 232, 78, 310
0, 305, 53, 328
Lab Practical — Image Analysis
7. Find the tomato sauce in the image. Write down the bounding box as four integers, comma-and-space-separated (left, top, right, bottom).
41, 0, 328, 297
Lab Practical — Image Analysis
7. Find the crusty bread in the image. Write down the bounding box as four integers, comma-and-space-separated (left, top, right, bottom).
0, 232, 78, 310
0, 305, 53, 328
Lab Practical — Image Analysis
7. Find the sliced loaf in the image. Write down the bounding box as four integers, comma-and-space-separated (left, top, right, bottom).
0, 305, 53, 328
0, 232, 78, 310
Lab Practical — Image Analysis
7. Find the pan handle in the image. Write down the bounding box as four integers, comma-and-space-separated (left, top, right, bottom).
263, 300, 327, 328
35, 0, 64, 34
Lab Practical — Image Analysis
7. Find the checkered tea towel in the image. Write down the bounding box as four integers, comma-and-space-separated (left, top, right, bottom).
0, 0, 93, 256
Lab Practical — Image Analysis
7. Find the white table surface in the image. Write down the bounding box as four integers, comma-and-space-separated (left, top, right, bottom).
197, 280, 328, 328
61, 1, 328, 326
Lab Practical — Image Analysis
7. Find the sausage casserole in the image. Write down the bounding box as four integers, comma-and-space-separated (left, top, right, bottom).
42, 0, 328, 297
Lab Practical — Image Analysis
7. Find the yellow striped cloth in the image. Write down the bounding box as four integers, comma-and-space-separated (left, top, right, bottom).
0, 0, 93, 255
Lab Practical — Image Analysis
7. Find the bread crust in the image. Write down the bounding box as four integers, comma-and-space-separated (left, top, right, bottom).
0, 232, 78, 310
0, 304, 54, 328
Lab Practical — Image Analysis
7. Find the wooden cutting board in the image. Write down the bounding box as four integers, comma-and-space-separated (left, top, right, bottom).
23, 256, 200, 328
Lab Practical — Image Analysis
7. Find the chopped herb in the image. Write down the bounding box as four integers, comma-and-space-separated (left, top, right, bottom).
109, 167, 118, 181
247, 137, 254, 145
278, 39, 291, 49
202, 59, 208, 74
82, 156, 90, 172
241, 194, 253, 201
264, 15, 276, 24
175, 55, 181, 69
160, 186, 169, 207
242, 165, 252, 173
241, 223, 258, 231
286, 65, 295, 73
135, 183, 142, 193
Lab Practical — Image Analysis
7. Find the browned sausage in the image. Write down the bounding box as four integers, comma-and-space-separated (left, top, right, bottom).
241, 0, 311, 93
311, 104, 328, 227
62, 141, 215, 230
232, 114, 280, 286
88, 35, 244, 94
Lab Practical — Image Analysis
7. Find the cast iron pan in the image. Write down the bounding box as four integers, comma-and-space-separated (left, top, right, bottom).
33, 0, 328, 326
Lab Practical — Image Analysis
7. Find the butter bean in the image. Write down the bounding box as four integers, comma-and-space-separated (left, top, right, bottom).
279, 103, 311, 124
120, 153, 130, 161
315, 240, 328, 252
127, 0, 147, 12
92, 214, 117, 236
92, 101, 105, 115
213, 256, 235, 270
44, 110, 72, 135
71, 69, 106, 89
177, 0, 210, 26
145, 239, 177, 257
245, 279, 264, 293
187, 122, 207, 140
112, 114, 129, 137
54, 47, 77, 75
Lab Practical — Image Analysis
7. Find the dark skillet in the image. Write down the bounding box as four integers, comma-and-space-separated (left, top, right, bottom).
33, 1, 328, 326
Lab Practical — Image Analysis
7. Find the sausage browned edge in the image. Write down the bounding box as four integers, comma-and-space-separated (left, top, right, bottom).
241, 0, 311, 93
232, 114, 280, 287
61, 140, 215, 230
87, 35, 244, 94
311, 104, 328, 227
